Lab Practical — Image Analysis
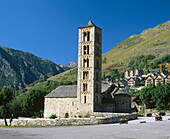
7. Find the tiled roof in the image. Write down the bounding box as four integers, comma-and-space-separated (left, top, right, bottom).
45, 83, 112, 98
79, 20, 96, 29
45, 85, 77, 98
79, 19, 102, 29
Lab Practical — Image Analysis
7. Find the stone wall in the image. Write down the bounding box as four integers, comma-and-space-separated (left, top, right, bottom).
44, 97, 96, 118
0, 114, 137, 126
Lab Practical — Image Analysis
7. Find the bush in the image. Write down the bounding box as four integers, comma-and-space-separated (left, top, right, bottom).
84, 114, 90, 118
49, 114, 57, 119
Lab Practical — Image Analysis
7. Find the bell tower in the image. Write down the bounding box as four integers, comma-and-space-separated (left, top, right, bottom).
77, 20, 102, 113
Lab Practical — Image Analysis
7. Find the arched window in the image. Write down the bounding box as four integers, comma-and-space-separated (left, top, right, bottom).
83, 58, 89, 67
83, 46, 86, 55
87, 32, 90, 41
83, 83, 88, 91
83, 32, 87, 42
83, 45, 89, 55
84, 96, 86, 103
65, 113, 69, 118
87, 58, 89, 67
83, 59, 86, 67
87, 45, 89, 54
83, 71, 89, 80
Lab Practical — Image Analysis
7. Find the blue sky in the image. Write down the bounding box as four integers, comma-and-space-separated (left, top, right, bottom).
0, 0, 170, 65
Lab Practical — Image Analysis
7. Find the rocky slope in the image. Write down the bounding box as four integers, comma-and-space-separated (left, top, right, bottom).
0, 46, 64, 90
59, 60, 78, 71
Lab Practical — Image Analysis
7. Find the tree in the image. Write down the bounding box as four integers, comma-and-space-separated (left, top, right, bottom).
140, 83, 170, 110
140, 84, 156, 108
0, 86, 13, 126
22, 88, 45, 117
111, 69, 119, 80
155, 83, 170, 110
119, 71, 124, 79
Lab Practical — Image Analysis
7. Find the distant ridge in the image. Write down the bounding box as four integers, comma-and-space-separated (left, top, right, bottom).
0, 46, 64, 90
59, 60, 78, 70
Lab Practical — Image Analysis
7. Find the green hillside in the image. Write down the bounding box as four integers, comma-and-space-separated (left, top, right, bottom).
102, 20, 170, 75
23, 20, 170, 88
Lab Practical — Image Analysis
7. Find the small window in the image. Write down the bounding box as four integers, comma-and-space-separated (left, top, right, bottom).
65, 113, 69, 118
83, 59, 86, 67
83, 83, 88, 91
87, 45, 89, 54
84, 96, 86, 103
83, 32, 87, 42
87, 58, 89, 67
83, 71, 89, 80
83, 46, 86, 55
83, 58, 89, 67
72, 101, 74, 106
87, 32, 90, 41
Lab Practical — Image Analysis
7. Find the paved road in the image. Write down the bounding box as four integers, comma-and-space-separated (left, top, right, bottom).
0, 117, 170, 139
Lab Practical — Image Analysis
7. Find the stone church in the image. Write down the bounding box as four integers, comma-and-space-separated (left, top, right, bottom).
44, 20, 131, 118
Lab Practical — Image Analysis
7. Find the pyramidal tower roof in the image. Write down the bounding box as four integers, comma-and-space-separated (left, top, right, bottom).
79, 20, 101, 29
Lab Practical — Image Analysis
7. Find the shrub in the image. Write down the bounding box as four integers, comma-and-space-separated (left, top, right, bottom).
49, 114, 57, 119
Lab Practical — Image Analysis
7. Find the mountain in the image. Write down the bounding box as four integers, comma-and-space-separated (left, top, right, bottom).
102, 20, 170, 75
65, 60, 78, 68
59, 60, 78, 71
47, 20, 170, 83
0, 46, 64, 90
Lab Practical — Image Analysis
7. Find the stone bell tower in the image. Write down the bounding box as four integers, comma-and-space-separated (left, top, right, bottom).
77, 20, 102, 113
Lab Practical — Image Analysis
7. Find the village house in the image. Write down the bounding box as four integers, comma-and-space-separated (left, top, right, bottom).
145, 74, 155, 86
127, 77, 141, 88
144, 72, 168, 86
125, 69, 143, 79
165, 73, 170, 84
155, 73, 165, 85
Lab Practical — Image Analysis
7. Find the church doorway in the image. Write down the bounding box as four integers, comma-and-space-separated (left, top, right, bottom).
65, 113, 69, 118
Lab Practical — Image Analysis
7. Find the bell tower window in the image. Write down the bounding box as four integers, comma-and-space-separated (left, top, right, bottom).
87, 58, 89, 67
83, 46, 86, 55
87, 32, 90, 41
83, 45, 89, 55
84, 96, 87, 103
83, 71, 89, 80
83, 32, 87, 42
83, 58, 89, 67
87, 45, 89, 54
83, 83, 88, 91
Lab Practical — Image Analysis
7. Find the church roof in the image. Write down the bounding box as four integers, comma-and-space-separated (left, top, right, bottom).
114, 89, 131, 96
45, 83, 112, 98
45, 85, 77, 98
79, 20, 101, 29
